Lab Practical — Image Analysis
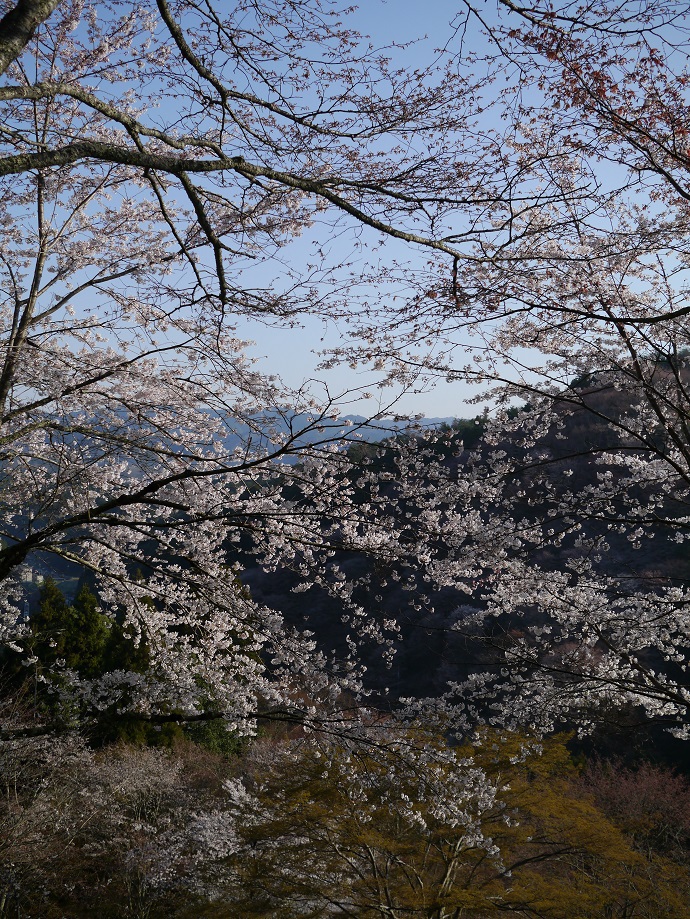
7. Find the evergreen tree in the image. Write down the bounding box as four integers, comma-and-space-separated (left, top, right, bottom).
30, 579, 109, 677
30, 576, 72, 667
66, 583, 109, 678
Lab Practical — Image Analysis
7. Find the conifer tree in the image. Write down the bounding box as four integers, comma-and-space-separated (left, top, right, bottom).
30, 578, 109, 678
29, 576, 71, 668
66, 583, 108, 679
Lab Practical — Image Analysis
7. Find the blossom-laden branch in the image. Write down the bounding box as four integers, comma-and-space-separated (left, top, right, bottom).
5, 0, 690, 747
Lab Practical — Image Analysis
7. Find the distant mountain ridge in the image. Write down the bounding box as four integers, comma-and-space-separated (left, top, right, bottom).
214, 413, 458, 460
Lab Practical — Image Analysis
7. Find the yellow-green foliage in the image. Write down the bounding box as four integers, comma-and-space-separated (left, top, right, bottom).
459, 730, 690, 918
220, 728, 690, 918
4, 725, 689, 919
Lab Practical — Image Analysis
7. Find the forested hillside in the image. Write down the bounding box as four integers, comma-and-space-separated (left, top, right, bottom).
4, 0, 690, 915
5, 385, 690, 912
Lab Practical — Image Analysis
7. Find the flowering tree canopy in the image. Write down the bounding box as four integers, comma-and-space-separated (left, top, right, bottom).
1, 0, 690, 749
0, 0, 497, 736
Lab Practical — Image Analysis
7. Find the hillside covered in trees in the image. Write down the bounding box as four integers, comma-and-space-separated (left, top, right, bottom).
3, 386, 690, 912
4, 0, 690, 915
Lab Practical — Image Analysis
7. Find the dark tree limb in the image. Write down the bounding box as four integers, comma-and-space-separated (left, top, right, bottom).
0, 0, 61, 75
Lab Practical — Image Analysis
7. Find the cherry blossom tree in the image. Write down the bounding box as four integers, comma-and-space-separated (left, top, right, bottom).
347, 0, 690, 739
4, 0, 690, 751
459, 0, 690, 738
0, 0, 388, 732
0, 0, 523, 740
7, 6, 690, 911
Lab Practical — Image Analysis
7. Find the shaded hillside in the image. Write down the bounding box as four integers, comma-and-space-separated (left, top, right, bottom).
238, 378, 690, 712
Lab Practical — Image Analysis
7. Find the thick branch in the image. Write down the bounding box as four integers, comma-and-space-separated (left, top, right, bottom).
0, 141, 463, 258
0, 0, 61, 75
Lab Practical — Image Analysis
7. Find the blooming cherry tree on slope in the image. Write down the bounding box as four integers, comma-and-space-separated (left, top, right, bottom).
1, 0, 690, 748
